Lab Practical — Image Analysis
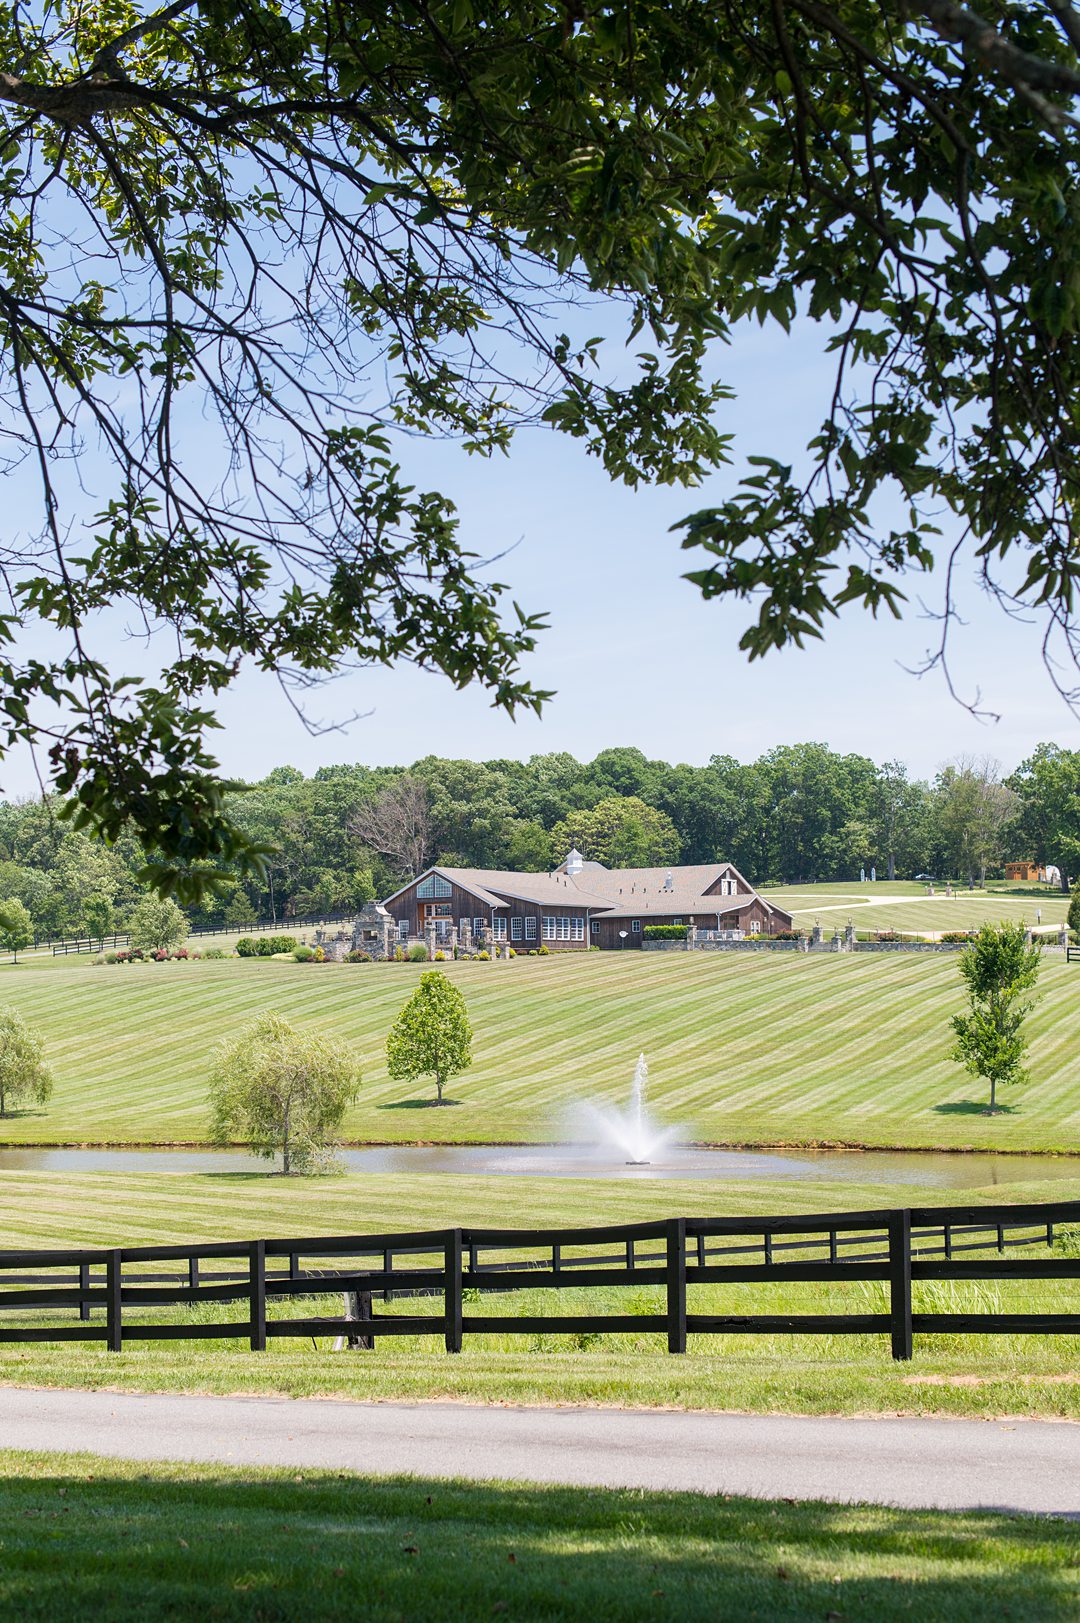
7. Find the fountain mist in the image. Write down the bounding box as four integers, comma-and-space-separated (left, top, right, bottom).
579, 1052, 678, 1165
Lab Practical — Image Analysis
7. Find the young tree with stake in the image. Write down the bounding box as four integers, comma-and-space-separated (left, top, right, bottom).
950, 923, 1043, 1115
0, 1007, 52, 1117
387, 971, 473, 1105
208, 1013, 361, 1174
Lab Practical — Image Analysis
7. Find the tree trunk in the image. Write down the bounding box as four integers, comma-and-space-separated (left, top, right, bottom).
989, 1074, 997, 1112
887, 854, 896, 881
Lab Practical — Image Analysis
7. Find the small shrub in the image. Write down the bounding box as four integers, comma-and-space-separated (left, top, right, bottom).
293, 945, 315, 962
407, 944, 428, 962
507, 948, 516, 958
433, 950, 446, 961
527, 949, 537, 956
476, 950, 490, 960
394, 945, 406, 962
203, 947, 226, 960
92, 954, 105, 966
346, 949, 372, 963
771, 929, 800, 941
172, 947, 190, 960
104, 951, 118, 965
314, 946, 326, 963
941, 931, 974, 943
643, 924, 687, 940
537, 944, 550, 955
236, 934, 298, 957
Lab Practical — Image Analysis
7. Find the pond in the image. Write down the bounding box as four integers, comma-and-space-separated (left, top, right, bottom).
0, 1143, 1077, 1187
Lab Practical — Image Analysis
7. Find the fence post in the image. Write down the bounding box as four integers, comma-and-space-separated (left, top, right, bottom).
666, 1219, 687, 1354
249, 1240, 266, 1352
78, 1261, 91, 1323
444, 1229, 463, 1354
888, 1210, 913, 1361
106, 1250, 122, 1352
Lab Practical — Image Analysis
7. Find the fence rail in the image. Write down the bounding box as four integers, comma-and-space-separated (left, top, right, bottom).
1068, 945, 1080, 965
0, 1201, 1075, 1360
44, 914, 355, 958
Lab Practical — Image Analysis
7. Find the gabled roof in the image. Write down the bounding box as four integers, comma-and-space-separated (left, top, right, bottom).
381, 866, 611, 911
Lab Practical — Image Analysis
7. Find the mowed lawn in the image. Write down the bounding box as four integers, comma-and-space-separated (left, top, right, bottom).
761, 880, 1070, 935
0, 950, 1078, 1148
4, 1454, 1076, 1623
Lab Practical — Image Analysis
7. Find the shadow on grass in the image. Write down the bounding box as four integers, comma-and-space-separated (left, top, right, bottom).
932, 1101, 1019, 1117
0, 1458, 1074, 1621
377, 1097, 462, 1110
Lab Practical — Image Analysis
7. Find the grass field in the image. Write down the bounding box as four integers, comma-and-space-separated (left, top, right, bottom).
0, 949, 1077, 1149
1, 1169, 1078, 1420
4, 1452, 1076, 1622
761, 880, 1070, 935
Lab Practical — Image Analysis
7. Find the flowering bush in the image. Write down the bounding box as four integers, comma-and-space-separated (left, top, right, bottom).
346, 949, 372, 963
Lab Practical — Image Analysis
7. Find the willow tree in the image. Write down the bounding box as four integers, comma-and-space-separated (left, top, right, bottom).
4, 2, 1080, 895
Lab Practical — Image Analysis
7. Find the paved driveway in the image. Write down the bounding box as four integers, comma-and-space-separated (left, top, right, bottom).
1, 1387, 1077, 1516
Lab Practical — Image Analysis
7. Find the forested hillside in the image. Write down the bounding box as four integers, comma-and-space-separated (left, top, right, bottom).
0, 742, 1076, 937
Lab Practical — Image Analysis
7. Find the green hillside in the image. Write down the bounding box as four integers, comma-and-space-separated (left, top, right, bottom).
762, 880, 1069, 936
0, 950, 1077, 1150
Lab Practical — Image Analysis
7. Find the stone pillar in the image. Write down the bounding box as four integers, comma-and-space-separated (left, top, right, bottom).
844, 921, 856, 951
424, 918, 437, 958
1059, 924, 1069, 948
812, 921, 823, 948
831, 929, 842, 952
686, 924, 697, 951
460, 919, 473, 955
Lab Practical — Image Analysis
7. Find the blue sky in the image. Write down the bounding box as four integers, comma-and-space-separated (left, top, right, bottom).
7, 309, 1078, 800
205, 316, 1078, 785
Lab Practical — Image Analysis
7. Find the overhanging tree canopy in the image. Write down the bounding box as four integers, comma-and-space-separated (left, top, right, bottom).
4, 1, 1080, 892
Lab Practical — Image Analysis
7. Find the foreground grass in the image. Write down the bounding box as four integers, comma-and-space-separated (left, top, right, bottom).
0, 949, 1079, 1149
0, 1169, 1077, 1421
0, 1451, 1076, 1621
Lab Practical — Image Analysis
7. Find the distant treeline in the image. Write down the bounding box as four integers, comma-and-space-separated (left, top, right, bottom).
0, 742, 1076, 937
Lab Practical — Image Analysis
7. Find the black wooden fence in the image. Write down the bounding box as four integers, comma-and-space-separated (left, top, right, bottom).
0, 1200, 1076, 1361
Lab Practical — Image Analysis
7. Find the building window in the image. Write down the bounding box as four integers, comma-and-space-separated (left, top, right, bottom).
417, 873, 453, 899
673, 917, 683, 926
525, 916, 537, 940
398, 920, 409, 940
631, 920, 641, 933
511, 917, 523, 941
590, 920, 599, 935
492, 916, 507, 940
473, 917, 484, 936
542, 914, 584, 942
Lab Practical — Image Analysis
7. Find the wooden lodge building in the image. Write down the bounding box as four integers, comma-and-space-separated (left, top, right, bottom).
382, 851, 793, 951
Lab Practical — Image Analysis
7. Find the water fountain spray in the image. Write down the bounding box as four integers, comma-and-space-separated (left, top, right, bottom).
628, 1053, 650, 1164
